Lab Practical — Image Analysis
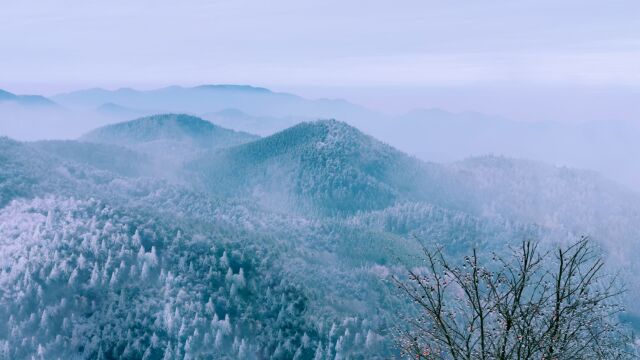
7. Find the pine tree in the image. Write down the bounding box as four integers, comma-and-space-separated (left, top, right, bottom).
214, 329, 223, 349
162, 344, 173, 360
314, 342, 323, 360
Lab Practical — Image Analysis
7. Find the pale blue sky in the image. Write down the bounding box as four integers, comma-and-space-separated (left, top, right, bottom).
1, 0, 639, 119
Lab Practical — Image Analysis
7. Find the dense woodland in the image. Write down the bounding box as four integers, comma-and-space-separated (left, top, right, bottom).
0, 114, 638, 358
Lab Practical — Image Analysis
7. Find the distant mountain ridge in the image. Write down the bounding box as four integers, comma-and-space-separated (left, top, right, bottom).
82, 113, 257, 149
0, 88, 58, 107
3, 84, 640, 193
95, 102, 155, 118
52, 84, 376, 121
378, 107, 640, 191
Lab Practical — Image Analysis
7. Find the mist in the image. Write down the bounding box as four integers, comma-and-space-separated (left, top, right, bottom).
1, 1, 640, 358
2, 84, 639, 192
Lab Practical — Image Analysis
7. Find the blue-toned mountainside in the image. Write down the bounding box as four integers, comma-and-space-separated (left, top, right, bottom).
455, 155, 640, 240
81, 114, 259, 166
82, 114, 257, 148
187, 120, 640, 262
0, 137, 59, 206
31, 140, 154, 178
53, 85, 375, 121
6, 84, 639, 192
0, 89, 58, 108
0, 137, 121, 207
1, 115, 640, 358
0, 124, 548, 359
190, 119, 469, 215
0, 137, 159, 207
188, 119, 640, 310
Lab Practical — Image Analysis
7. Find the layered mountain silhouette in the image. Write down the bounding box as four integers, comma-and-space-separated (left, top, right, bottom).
0, 89, 58, 107
53, 85, 374, 120
2, 84, 632, 193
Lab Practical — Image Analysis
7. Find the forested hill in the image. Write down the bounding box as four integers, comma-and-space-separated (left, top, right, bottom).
0, 115, 639, 358
189, 119, 469, 215
82, 114, 257, 147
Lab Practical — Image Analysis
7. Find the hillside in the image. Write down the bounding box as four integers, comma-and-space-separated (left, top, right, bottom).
82, 114, 257, 148
0, 134, 550, 358
0, 137, 54, 206
0, 197, 317, 359
454, 155, 640, 239
0, 137, 106, 207
190, 119, 467, 215
0, 137, 162, 207
2, 118, 640, 357
31, 140, 154, 178
81, 114, 258, 164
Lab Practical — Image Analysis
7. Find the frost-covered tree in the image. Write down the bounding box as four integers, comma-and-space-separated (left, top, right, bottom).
394, 238, 635, 360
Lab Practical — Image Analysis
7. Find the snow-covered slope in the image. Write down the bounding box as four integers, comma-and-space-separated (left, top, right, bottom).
31, 140, 154, 178
0, 126, 560, 358
190, 119, 467, 215
0, 197, 315, 359
2, 115, 640, 358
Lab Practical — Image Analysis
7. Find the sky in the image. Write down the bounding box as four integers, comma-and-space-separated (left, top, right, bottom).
1, 0, 639, 121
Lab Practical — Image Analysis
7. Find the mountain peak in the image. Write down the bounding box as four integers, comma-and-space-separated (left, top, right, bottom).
81, 113, 258, 156
0, 89, 17, 100
284, 118, 359, 134
83, 114, 216, 141
190, 119, 449, 215
229, 119, 369, 159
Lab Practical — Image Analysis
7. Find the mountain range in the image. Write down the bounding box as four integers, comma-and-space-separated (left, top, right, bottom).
52, 85, 375, 121
0, 89, 58, 107
379, 107, 640, 191
2, 84, 639, 192
1, 111, 640, 358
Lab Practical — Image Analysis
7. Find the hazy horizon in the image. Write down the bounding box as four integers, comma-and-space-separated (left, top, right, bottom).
2, 0, 640, 122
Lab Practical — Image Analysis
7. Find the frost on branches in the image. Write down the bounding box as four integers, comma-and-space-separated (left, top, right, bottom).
394, 238, 635, 360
